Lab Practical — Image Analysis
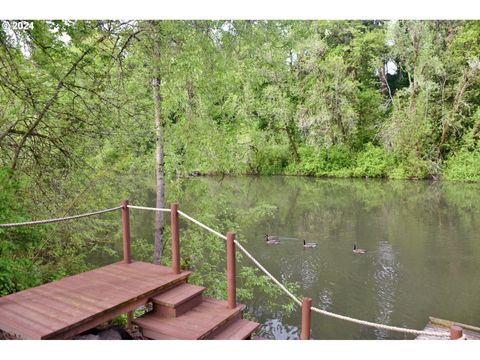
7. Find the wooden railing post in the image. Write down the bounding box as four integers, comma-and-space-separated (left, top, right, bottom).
170, 203, 180, 274
127, 311, 133, 330
121, 200, 131, 264
450, 325, 463, 339
226, 232, 236, 309
301, 297, 312, 340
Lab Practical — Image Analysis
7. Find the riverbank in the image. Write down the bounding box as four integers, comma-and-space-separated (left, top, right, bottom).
182, 143, 480, 182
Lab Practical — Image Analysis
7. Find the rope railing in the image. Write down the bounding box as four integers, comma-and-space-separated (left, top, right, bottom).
0, 206, 122, 228
178, 210, 227, 240
172, 207, 446, 338
127, 205, 171, 212
309, 306, 445, 337
0, 202, 448, 338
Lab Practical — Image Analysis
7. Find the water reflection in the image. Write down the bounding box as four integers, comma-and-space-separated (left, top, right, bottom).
129, 176, 480, 339
372, 241, 398, 339
259, 318, 300, 340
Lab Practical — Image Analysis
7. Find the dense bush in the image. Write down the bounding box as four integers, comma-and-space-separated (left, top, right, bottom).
0, 169, 43, 295
352, 143, 393, 178
286, 145, 353, 177
250, 145, 292, 175
443, 148, 480, 181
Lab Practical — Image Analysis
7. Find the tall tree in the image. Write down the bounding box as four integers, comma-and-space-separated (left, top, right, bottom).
149, 21, 166, 264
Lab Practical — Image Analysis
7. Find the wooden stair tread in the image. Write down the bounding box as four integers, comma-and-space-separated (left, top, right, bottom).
133, 298, 245, 339
210, 318, 260, 340
151, 283, 205, 308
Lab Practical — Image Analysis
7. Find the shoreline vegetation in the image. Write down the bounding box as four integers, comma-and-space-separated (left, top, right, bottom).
180, 140, 480, 182
0, 20, 479, 333
179, 142, 480, 182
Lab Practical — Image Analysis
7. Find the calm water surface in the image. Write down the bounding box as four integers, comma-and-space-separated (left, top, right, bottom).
128, 176, 480, 340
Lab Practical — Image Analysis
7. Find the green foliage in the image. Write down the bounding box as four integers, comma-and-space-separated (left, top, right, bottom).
352, 143, 393, 178
387, 156, 432, 180
0, 242, 41, 296
250, 145, 292, 175
287, 145, 353, 177
444, 131, 480, 181
0, 169, 43, 295
1, 19, 480, 324
443, 149, 480, 181
130, 238, 155, 263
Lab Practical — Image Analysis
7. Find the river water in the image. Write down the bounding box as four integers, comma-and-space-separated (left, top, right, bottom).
126, 175, 480, 339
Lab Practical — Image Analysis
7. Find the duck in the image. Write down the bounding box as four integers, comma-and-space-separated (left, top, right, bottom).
303, 239, 317, 248
265, 234, 280, 244
353, 244, 367, 254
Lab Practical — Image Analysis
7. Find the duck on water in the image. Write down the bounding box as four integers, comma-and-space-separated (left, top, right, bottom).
353, 244, 367, 254
265, 234, 280, 244
303, 239, 317, 248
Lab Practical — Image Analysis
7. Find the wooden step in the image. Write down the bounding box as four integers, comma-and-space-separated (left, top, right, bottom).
151, 283, 205, 318
209, 318, 260, 340
133, 298, 245, 340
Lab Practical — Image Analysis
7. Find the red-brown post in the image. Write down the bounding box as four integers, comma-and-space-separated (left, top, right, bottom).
127, 311, 133, 330
450, 325, 463, 340
227, 232, 236, 309
121, 200, 131, 264
301, 297, 312, 340
170, 203, 180, 274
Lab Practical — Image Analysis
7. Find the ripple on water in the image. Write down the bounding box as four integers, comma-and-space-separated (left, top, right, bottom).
260, 318, 300, 340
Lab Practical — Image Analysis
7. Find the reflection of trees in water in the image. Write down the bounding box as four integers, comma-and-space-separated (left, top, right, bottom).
298, 255, 319, 288
137, 176, 480, 339
372, 240, 399, 339
317, 288, 334, 310
243, 297, 300, 340
258, 318, 300, 340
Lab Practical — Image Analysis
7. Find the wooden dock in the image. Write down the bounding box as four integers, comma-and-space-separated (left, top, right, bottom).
0, 261, 259, 340
416, 317, 480, 340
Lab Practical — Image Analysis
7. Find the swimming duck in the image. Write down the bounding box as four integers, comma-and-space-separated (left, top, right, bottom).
265, 234, 280, 244
303, 239, 317, 248
353, 244, 367, 254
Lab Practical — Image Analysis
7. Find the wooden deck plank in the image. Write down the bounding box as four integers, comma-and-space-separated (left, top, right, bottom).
48, 281, 115, 309
19, 289, 94, 324
121, 261, 190, 282
0, 261, 192, 339
210, 319, 260, 340
185, 298, 245, 322
416, 320, 480, 340
44, 268, 191, 339
429, 316, 480, 334
95, 266, 164, 289
134, 316, 204, 339
151, 283, 205, 307
29, 283, 105, 313
0, 308, 44, 339
2, 298, 69, 330
133, 298, 245, 340
46, 297, 149, 339
98, 262, 157, 279
0, 300, 53, 338
6, 295, 76, 326
35, 274, 112, 308
69, 270, 145, 300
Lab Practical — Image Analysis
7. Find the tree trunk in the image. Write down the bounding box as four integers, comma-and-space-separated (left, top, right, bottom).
151, 24, 165, 265
439, 65, 479, 157
378, 61, 393, 104
282, 123, 301, 163
409, 25, 421, 112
